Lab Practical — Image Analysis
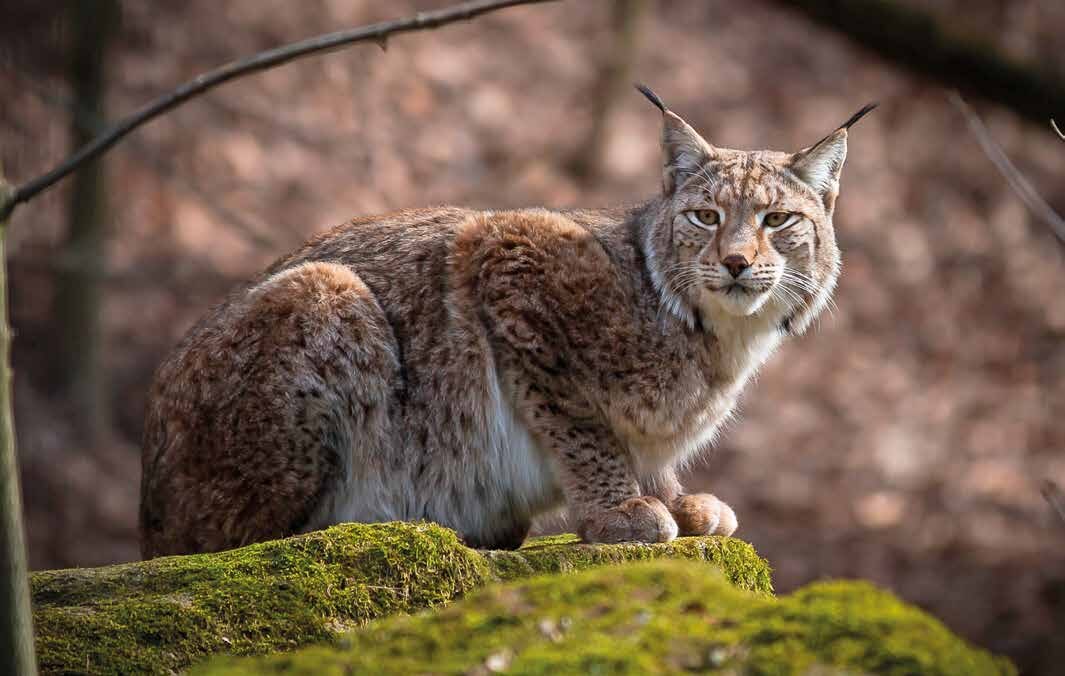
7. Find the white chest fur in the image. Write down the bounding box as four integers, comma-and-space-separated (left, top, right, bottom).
616, 310, 783, 474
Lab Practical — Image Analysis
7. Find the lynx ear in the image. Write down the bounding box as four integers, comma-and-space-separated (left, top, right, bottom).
791, 102, 877, 206
636, 84, 716, 194
791, 130, 848, 199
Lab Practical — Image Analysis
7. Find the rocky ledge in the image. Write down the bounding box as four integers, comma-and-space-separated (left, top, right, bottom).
31, 521, 770, 674
196, 559, 1015, 676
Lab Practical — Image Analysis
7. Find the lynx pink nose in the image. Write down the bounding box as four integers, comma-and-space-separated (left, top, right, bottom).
721, 254, 751, 278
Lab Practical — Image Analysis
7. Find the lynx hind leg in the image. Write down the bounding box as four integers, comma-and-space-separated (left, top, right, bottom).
140, 262, 397, 557
671, 494, 738, 537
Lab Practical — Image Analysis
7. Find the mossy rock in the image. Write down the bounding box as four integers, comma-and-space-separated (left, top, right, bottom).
196, 560, 1015, 676
31, 521, 770, 674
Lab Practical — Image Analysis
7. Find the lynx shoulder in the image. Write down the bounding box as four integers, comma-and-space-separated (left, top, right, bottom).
140, 88, 873, 557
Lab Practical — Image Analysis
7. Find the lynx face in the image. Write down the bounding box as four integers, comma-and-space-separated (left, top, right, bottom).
668, 148, 836, 320
639, 86, 873, 333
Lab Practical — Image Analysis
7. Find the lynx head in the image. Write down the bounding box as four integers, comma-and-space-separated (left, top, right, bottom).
637, 84, 875, 334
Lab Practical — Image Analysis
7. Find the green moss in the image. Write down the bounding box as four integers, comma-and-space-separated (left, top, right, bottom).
32, 522, 769, 674
496, 532, 773, 595
33, 522, 489, 674
195, 560, 1015, 676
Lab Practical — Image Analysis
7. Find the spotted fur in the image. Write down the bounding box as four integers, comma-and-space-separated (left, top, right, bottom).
139, 88, 870, 556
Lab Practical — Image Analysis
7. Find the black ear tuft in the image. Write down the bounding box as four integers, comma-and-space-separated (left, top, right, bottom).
839, 102, 878, 131
635, 83, 667, 113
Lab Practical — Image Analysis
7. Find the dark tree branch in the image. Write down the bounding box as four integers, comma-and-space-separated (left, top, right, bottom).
773, 0, 1065, 128
1042, 480, 1065, 529
0, 0, 560, 221
949, 93, 1065, 246
6, 62, 280, 252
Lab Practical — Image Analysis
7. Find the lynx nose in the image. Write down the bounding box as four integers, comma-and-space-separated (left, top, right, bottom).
721, 255, 751, 278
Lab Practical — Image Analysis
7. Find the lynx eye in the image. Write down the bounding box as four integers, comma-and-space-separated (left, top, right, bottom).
686, 209, 721, 229
763, 212, 793, 228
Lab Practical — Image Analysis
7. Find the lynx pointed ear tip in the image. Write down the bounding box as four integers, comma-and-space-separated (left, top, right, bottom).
635, 83, 667, 114
841, 102, 879, 131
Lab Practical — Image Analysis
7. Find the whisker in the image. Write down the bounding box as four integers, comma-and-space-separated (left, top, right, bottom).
691, 164, 717, 195
657, 262, 715, 323
783, 272, 821, 295
781, 268, 839, 318
774, 284, 805, 310
778, 270, 819, 294
656, 266, 706, 323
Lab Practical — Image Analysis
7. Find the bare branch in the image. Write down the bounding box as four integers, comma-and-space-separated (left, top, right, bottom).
0, 0, 559, 221
7, 66, 280, 250
948, 92, 1065, 246
1053, 118, 1065, 141
1042, 480, 1065, 529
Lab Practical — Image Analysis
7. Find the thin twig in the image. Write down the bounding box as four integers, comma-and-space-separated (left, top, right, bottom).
1052, 119, 1065, 141
949, 92, 1065, 246
0, 0, 559, 221
1042, 480, 1065, 529
7, 66, 279, 250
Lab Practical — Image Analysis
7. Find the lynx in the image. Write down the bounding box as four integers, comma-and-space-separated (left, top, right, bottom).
140, 86, 873, 557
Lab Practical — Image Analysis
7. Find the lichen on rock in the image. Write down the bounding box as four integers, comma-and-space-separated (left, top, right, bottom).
195, 560, 1016, 676
31, 521, 771, 674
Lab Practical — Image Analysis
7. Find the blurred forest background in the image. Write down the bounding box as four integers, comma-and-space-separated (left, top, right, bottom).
1, 0, 1063, 672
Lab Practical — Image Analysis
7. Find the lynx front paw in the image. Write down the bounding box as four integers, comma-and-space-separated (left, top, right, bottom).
670, 494, 738, 537
578, 496, 679, 544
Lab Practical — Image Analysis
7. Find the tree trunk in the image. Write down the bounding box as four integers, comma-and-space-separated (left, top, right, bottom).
53, 0, 119, 444
0, 177, 37, 676
570, 0, 648, 182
